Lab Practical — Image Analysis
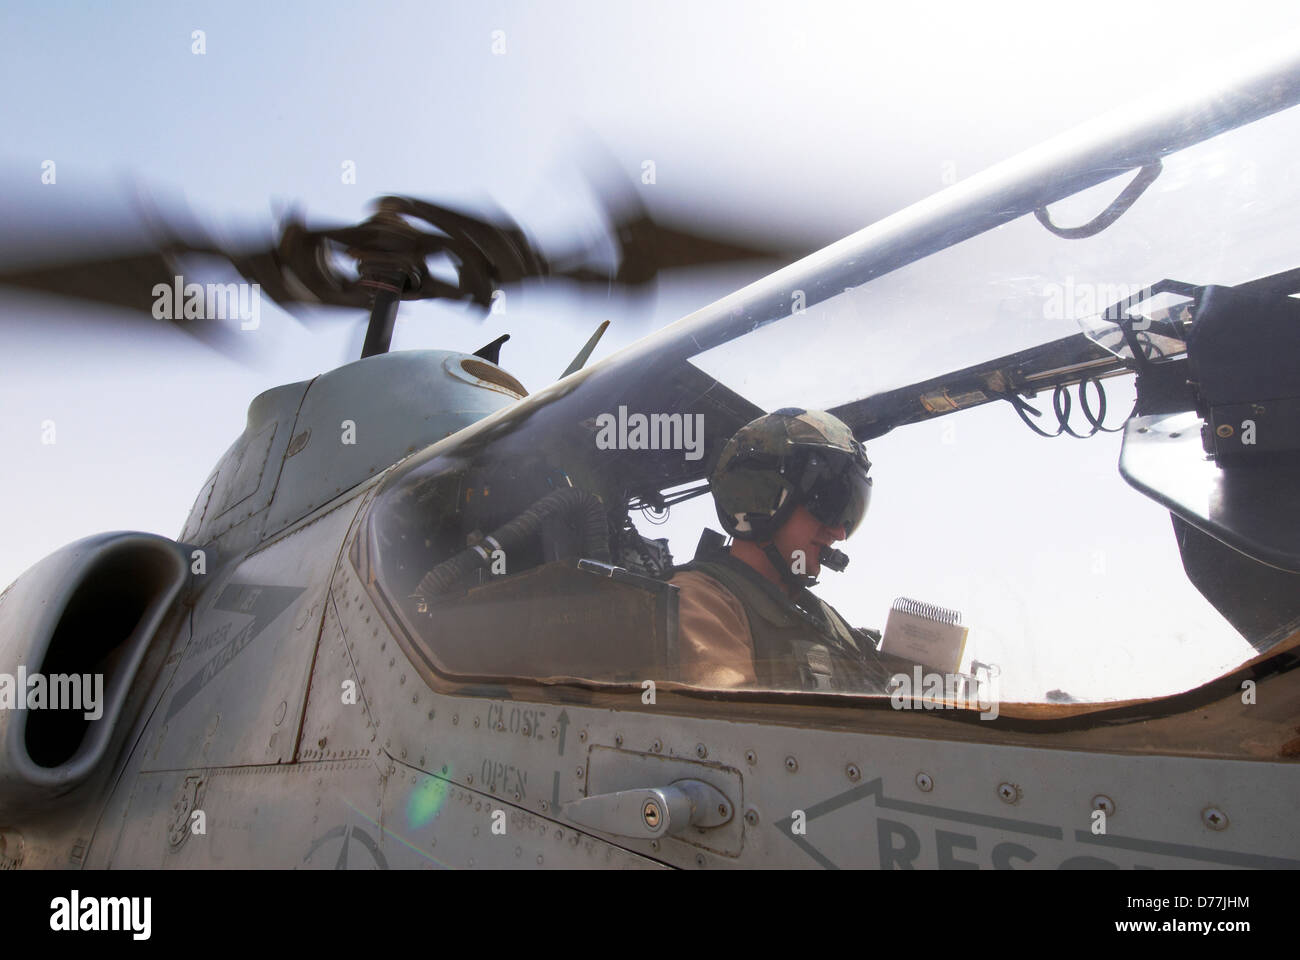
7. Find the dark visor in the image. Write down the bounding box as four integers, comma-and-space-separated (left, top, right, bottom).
798, 452, 872, 536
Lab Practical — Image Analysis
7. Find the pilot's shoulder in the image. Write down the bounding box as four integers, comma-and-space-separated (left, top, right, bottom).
669, 567, 733, 596
669, 568, 750, 629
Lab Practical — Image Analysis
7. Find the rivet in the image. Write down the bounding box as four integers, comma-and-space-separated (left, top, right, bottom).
452, 715, 459, 725
845, 763, 861, 782
785, 756, 798, 773
696, 743, 708, 759
1216, 424, 1234, 439
744, 809, 759, 826
614, 733, 623, 747
1092, 794, 1115, 816
916, 772, 933, 792
473, 717, 480, 728
651, 739, 662, 753
576, 766, 584, 778
579, 730, 588, 743
1202, 806, 1229, 831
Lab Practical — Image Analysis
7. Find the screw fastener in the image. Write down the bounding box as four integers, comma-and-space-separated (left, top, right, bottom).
1203, 807, 1229, 831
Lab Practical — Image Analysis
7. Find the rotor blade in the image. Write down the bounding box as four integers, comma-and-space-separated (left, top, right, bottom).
0, 245, 212, 313
0, 245, 273, 365
609, 210, 812, 286
559, 320, 609, 378
545, 201, 823, 292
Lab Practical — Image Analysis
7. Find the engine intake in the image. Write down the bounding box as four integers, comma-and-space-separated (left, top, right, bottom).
0, 532, 188, 819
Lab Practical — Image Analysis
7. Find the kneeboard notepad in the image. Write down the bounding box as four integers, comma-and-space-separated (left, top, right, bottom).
880, 597, 969, 674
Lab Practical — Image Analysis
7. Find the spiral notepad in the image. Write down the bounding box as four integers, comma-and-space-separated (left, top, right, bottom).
880, 597, 969, 674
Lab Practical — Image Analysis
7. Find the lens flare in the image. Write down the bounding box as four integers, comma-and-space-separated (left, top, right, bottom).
406, 773, 451, 828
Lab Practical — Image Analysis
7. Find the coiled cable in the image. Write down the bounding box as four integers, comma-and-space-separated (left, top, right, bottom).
1002, 376, 1131, 439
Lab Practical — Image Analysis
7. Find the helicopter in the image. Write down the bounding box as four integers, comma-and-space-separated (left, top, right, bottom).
1, 42, 1299, 872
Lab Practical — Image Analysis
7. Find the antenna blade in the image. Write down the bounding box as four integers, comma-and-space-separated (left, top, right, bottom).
560, 320, 609, 379
472, 333, 510, 365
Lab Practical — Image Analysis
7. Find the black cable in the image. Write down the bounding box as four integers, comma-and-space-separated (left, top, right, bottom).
628, 480, 711, 523
415, 487, 610, 597
1002, 377, 1131, 439
1034, 161, 1162, 240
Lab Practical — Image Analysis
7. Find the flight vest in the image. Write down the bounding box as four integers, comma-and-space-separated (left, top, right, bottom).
674, 552, 893, 692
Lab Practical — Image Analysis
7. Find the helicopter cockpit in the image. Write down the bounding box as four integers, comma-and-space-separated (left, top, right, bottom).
354, 438, 686, 688
350, 73, 1300, 712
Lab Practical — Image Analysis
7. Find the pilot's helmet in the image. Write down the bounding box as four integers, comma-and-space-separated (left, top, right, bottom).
710, 407, 872, 542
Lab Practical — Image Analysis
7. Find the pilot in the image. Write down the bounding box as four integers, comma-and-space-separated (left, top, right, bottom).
670, 408, 897, 691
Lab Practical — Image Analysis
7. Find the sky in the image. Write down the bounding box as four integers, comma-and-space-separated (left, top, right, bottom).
2, 0, 1299, 700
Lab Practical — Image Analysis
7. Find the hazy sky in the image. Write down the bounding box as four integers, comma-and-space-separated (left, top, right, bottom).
3, 0, 1298, 700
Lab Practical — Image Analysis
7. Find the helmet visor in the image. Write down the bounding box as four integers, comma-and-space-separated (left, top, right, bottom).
799, 453, 872, 536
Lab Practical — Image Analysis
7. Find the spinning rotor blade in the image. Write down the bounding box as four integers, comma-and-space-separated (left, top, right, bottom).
0, 162, 830, 365
609, 209, 812, 286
